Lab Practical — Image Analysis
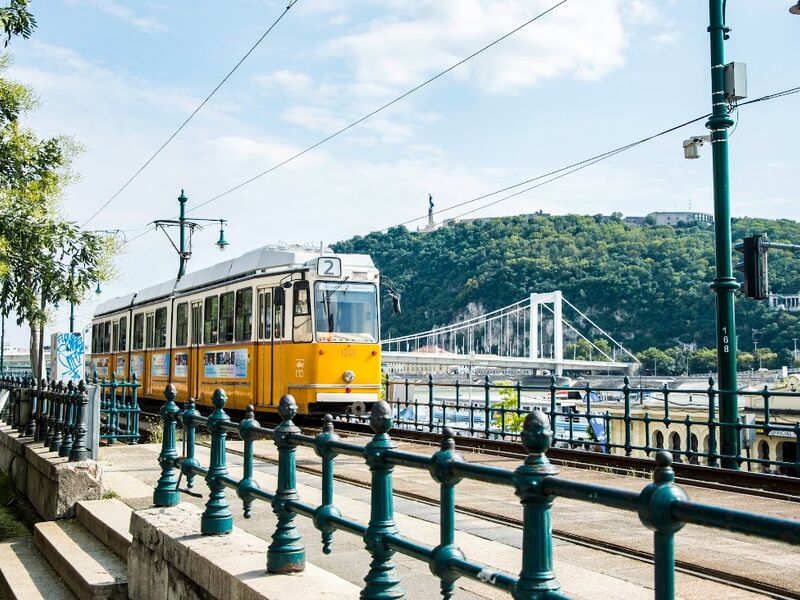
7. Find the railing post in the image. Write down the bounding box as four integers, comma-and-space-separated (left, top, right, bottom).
512, 411, 561, 600
706, 377, 718, 468
549, 376, 557, 441
429, 427, 465, 600
201, 388, 233, 535
180, 399, 201, 490
237, 404, 262, 519
58, 381, 75, 458
313, 414, 341, 554
108, 374, 118, 444
49, 381, 64, 452
24, 380, 37, 437
267, 395, 304, 572
637, 451, 687, 600
130, 374, 141, 444
361, 400, 404, 600
69, 381, 90, 461
153, 384, 181, 507
36, 379, 48, 443
623, 376, 632, 456
44, 381, 56, 448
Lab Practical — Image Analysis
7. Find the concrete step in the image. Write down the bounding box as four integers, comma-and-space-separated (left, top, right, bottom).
33, 521, 127, 600
0, 538, 76, 600
76, 499, 133, 560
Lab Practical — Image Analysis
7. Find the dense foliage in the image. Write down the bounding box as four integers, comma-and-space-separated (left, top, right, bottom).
333, 214, 800, 370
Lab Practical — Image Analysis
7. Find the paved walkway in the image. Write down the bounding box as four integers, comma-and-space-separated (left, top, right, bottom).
98, 436, 798, 600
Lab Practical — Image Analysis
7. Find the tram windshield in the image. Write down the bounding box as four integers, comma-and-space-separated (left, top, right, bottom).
314, 281, 378, 343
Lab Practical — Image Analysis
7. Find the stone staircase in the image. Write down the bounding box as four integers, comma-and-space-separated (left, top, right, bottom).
0, 499, 133, 600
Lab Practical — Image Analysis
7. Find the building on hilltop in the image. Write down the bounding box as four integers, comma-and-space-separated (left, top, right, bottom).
769, 291, 800, 312
645, 211, 714, 226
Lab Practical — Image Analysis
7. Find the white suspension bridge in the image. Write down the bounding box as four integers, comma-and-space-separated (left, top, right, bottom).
381, 291, 640, 375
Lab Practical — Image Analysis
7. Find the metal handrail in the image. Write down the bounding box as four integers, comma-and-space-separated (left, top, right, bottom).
154, 385, 800, 600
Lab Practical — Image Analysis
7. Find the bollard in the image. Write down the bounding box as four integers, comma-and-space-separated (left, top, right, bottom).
69, 381, 90, 461
267, 395, 304, 572
180, 399, 200, 489
237, 404, 261, 519
313, 414, 341, 554
153, 384, 181, 507
49, 381, 65, 452
201, 388, 233, 535
512, 411, 561, 600
59, 381, 75, 458
361, 400, 404, 600
638, 451, 687, 600
429, 427, 465, 600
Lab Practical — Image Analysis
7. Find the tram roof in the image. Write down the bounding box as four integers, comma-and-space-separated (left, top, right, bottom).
94, 244, 375, 317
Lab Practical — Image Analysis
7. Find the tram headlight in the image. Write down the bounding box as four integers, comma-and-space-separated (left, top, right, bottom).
343, 370, 355, 384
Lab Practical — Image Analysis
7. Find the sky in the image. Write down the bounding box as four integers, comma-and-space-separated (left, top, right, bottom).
2, 0, 799, 347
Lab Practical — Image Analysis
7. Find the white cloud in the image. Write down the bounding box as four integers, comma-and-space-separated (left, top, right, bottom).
324, 0, 631, 95
254, 69, 313, 95
282, 105, 347, 132
64, 0, 167, 33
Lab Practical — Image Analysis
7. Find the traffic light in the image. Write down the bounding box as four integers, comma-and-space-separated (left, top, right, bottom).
735, 234, 769, 300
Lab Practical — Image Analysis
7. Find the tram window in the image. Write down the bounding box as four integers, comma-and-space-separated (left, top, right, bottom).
293, 281, 312, 343
314, 281, 378, 343
219, 292, 235, 343
133, 314, 144, 350
112, 321, 119, 353
175, 303, 189, 347
155, 307, 168, 348
204, 296, 219, 344
190, 303, 202, 345
103, 321, 111, 353
145, 313, 155, 348
273, 287, 283, 339
92, 324, 98, 353
258, 291, 272, 339
119, 316, 127, 351
235, 288, 253, 342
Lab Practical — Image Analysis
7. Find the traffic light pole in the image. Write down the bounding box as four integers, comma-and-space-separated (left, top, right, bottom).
707, 0, 739, 469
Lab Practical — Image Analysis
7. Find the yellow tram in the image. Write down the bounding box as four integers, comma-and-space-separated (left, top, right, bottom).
90, 244, 382, 415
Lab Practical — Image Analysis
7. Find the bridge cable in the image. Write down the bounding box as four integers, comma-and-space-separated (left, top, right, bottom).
80, 0, 301, 228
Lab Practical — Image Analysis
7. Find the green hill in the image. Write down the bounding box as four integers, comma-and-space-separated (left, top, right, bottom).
333, 214, 800, 370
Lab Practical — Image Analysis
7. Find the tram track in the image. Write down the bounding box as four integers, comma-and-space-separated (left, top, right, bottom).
201, 440, 799, 600
136, 405, 799, 598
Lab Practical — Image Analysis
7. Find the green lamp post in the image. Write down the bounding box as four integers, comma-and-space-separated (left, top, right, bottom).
153, 190, 230, 281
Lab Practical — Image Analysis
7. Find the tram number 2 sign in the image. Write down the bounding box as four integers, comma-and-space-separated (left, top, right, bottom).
317, 257, 342, 278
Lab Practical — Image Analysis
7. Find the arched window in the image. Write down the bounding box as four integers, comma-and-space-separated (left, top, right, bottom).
669, 432, 683, 463
758, 441, 771, 473
654, 431, 664, 450
689, 434, 699, 465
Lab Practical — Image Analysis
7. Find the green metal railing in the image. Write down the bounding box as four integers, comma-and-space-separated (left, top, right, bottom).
381, 375, 800, 474
95, 373, 141, 444
155, 385, 800, 600
0, 375, 92, 461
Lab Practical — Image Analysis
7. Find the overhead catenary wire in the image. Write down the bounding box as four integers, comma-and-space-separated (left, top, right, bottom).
390, 84, 800, 230
80, 0, 301, 229
185, 0, 570, 215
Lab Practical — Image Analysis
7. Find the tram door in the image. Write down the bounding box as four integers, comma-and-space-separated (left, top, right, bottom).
188, 301, 203, 400
256, 288, 274, 407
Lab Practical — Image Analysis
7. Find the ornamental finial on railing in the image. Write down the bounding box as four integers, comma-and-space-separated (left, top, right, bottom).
202, 388, 233, 535
153, 384, 181, 507
369, 400, 393, 436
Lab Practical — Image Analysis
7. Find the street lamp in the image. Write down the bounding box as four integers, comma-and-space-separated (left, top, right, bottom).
152, 190, 230, 280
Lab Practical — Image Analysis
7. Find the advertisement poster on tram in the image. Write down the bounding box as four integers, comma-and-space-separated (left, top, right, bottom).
151, 352, 170, 377
115, 355, 127, 379
92, 357, 109, 378
130, 355, 144, 379
203, 349, 248, 378
174, 352, 188, 378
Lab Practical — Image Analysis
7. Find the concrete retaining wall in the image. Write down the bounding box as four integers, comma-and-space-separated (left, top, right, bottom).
129, 503, 359, 600
0, 424, 104, 519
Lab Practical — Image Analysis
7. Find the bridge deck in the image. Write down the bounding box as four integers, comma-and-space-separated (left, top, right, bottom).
99, 437, 799, 599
